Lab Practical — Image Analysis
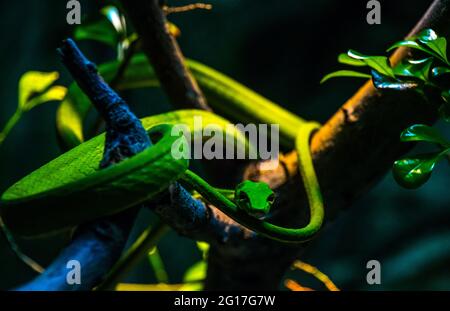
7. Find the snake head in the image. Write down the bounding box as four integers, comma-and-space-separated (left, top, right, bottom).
235, 180, 275, 218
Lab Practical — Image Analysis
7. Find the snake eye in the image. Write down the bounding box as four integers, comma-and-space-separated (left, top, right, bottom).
267, 193, 275, 204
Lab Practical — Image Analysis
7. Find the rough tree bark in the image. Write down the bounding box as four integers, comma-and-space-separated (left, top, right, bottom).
120, 0, 210, 111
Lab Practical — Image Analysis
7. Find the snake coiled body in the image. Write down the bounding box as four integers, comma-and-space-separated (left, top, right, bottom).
0, 55, 324, 243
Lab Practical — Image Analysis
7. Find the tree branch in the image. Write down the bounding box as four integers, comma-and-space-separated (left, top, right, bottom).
120, 0, 210, 111
117, 0, 250, 245
18, 39, 150, 290
113, 0, 450, 290
34, 0, 447, 291
205, 0, 450, 289
16, 39, 234, 290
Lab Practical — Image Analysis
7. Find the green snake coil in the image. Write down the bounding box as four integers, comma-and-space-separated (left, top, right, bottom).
0, 55, 324, 243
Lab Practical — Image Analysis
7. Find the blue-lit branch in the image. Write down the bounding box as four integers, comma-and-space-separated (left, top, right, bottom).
17, 39, 243, 290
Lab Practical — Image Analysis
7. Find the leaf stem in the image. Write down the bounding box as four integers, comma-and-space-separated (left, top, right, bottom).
0, 109, 23, 146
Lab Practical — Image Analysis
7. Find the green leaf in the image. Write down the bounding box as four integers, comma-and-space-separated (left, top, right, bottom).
337, 53, 366, 66
388, 29, 449, 64
74, 18, 118, 47
387, 40, 433, 55
18, 71, 66, 112
414, 28, 438, 42
371, 70, 420, 91
196, 242, 209, 259
347, 50, 395, 78
101, 6, 126, 37
101, 6, 129, 60
393, 58, 433, 81
420, 37, 449, 64
320, 70, 371, 84
400, 124, 449, 147
23, 86, 67, 112
74, 6, 128, 56
183, 261, 207, 283
393, 152, 441, 189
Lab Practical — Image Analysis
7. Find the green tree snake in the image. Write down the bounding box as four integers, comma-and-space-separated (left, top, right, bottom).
0, 54, 324, 243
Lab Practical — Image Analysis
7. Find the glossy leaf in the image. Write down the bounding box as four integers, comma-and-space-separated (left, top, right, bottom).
420, 37, 449, 64
74, 6, 129, 59
320, 70, 371, 84
414, 28, 438, 42
393, 58, 433, 81
393, 152, 441, 189
101, 6, 126, 37
337, 53, 366, 66
387, 40, 433, 55
400, 124, 449, 147
347, 50, 395, 78
371, 70, 420, 91
18, 71, 67, 112
73, 18, 118, 47
388, 29, 449, 64
414, 29, 448, 62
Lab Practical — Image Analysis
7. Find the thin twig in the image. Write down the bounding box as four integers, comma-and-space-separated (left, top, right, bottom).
284, 279, 314, 291
163, 3, 212, 15
291, 260, 339, 291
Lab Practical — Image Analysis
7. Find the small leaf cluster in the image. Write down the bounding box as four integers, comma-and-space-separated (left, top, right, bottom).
393, 124, 449, 189
73, 6, 180, 61
322, 29, 450, 189
74, 6, 133, 60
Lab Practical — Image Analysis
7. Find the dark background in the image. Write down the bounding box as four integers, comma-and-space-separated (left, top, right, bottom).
0, 0, 448, 290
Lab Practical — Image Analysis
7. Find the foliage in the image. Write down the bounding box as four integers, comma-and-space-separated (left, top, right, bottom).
322, 28, 450, 189
0, 71, 67, 147
74, 6, 180, 61
180, 242, 209, 290
7, 4, 445, 290
74, 6, 132, 60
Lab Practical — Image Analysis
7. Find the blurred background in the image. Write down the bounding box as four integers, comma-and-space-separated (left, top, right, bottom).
0, 0, 448, 290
